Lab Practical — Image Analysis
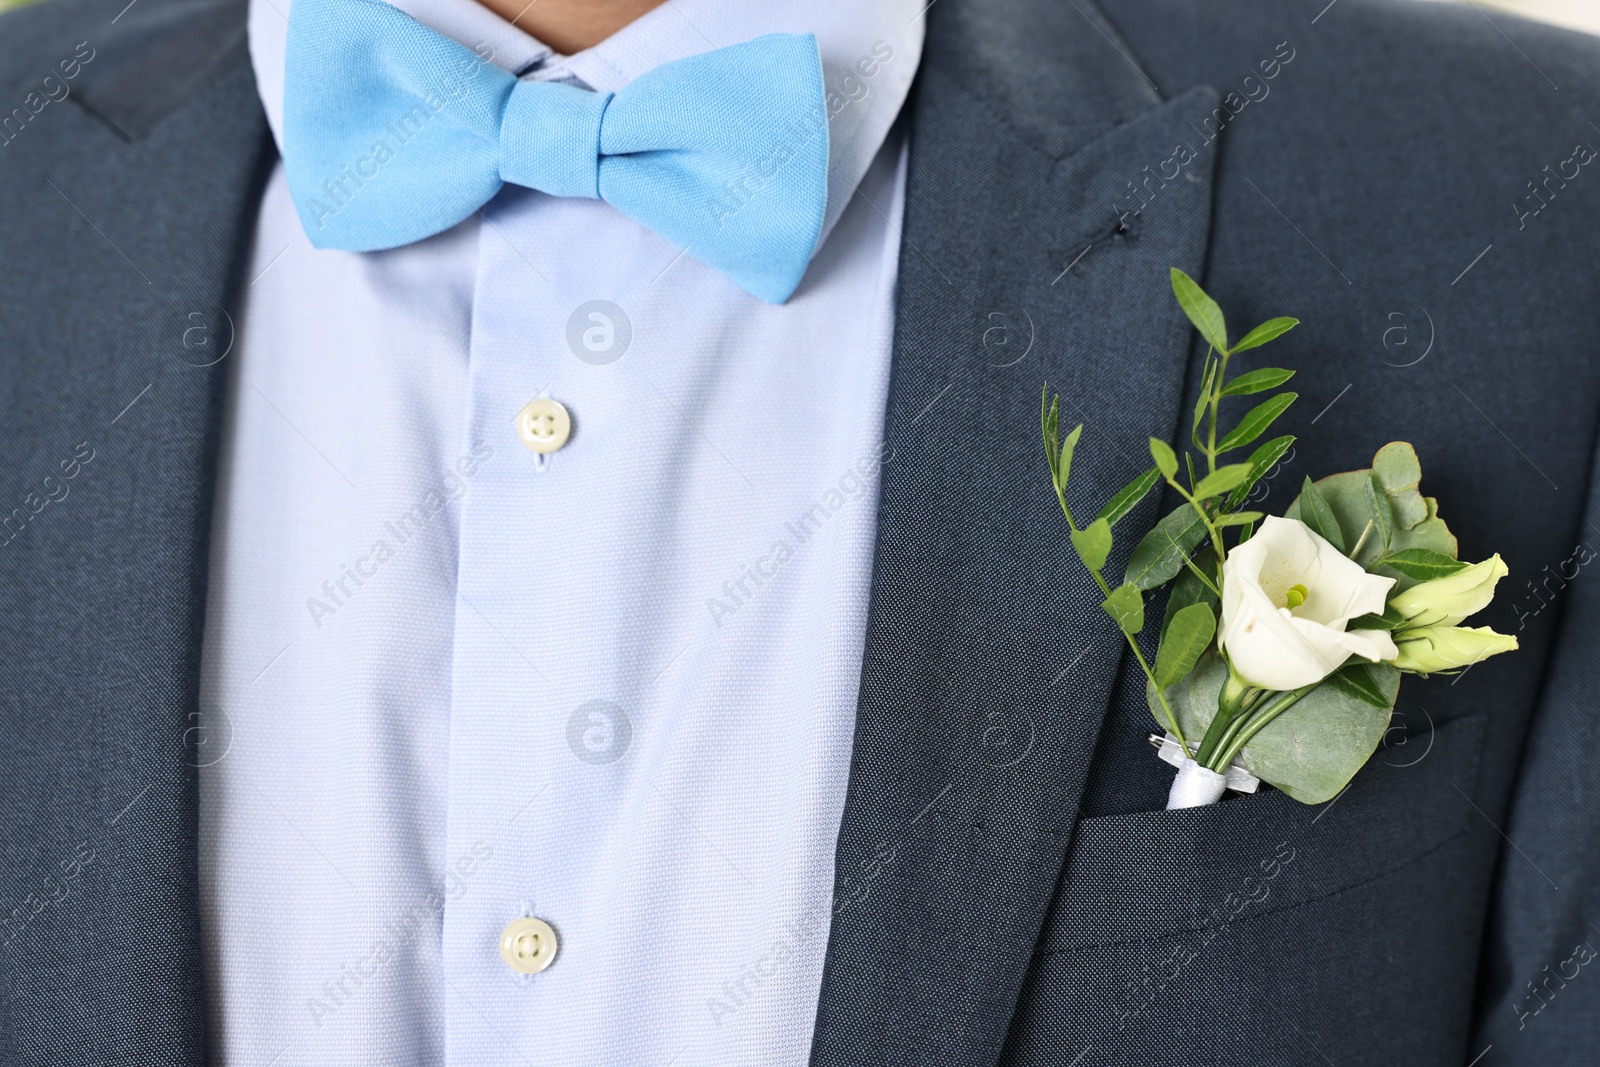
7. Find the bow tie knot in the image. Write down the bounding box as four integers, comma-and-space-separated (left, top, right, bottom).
499, 81, 609, 199
283, 0, 831, 303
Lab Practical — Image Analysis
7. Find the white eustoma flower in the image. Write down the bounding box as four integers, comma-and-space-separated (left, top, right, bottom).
1219, 516, 1399, 691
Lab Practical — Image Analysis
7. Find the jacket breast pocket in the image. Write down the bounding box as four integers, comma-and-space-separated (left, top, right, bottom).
999, 714, 1491, 1067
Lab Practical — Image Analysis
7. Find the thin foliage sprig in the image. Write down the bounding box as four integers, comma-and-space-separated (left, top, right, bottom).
1041, 393, 1187, 747
1042, 269, 1302, 768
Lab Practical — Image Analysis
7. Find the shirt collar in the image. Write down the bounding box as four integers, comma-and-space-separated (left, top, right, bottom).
248, 0, 924, 246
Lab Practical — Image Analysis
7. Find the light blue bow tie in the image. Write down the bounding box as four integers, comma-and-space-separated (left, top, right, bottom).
282, 0, 830, 303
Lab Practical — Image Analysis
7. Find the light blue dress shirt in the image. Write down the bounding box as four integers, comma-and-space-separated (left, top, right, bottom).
197, 1, 922, 1065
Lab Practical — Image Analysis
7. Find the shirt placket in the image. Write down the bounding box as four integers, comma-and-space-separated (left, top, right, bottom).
439, 186, 647, 1064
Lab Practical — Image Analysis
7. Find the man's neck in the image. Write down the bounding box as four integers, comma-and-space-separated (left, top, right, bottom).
474, 0, 670, 53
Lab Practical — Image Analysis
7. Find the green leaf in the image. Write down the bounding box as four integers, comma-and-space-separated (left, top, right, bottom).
1364, 472, 1394, 554
1070, 517, 1112, 572
1096, 467, 1161, 527
1349, 603, 1407, 631
1191, 358, 1216, 447
1124, 504, 1208, 591
1154, 602, 1217, 688
1375, 548, 1469, 582
1162, 562, 1218, 636
1216, 392, 1297, 452
1323, 663, 1392, 709
1298, 476, 1345, 554
1170, 268, 1228, 354
1057, 423, 1084, 491
1148, 438, 1178, 480
1193, 463, 1253, 500
1229, 317, 1300, 354
1223, 434, 1296, 511
1040, 387, 1058, 476
1102, 582, 1144, 635
1216, 511, 1264, 527
1220, 367, 1295, 397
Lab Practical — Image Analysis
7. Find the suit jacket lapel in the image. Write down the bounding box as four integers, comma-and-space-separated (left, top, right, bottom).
0, 1, 267, 1061
810, 1, 1222, 1063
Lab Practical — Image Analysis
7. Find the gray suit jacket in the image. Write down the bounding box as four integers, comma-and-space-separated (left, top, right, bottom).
1, 0, 1598, 1063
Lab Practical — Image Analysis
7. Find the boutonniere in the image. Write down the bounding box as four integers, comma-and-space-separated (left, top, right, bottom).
1042, 269, 1518, 809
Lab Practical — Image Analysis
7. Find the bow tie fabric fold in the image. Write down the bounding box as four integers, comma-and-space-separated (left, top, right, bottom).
282, 0, 830, 303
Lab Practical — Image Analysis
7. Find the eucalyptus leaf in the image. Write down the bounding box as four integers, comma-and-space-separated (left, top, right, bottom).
1149, 438, 1178, 479
1375, 548, 1469, 582
1223, 434, 1295, 511
1229, 317, 1300, 354
1286, 459, 1457, 577
1324, 662, 1391, 709
1170, 268, 1228, 354
1216, 392, 1297, 453
1102, 582, 1145, 635
1386, 514, 1458, 585
1298, 476, 1345, 553
1070, 517, 1112, 572
1155, 602, 1216, 688
1372, 441, 1421, 490
1287, 473, 1368, 562
1240, 665, 1399, 803
1124, 504, 1208, 590
1096, 467, 1161, 527
1364, 472, 1394, 555
1220, 367, 1295, 397
1193, 463, 1253, 500
1372, 441, 1428, 530
1152, 653, 1398, 804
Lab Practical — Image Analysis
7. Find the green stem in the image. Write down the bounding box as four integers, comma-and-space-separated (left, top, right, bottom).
1203, 690, 1265, 768
1214, 684, 1317, 769
1204, 346, 1232, 476
1192, 705, 1236, 768
1167, 477, 1228, 566
1179, 554, 1221, 598
1053, 479, 1188, 750
1193, 669, 1253, 767
1124, 624, 1187, 750
1349, 519, 1375, 562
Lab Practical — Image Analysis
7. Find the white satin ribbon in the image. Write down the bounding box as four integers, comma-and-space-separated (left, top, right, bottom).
1166, 758, 1228, 809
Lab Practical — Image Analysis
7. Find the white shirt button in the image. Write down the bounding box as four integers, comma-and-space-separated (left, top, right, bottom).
516, 397, 571, 454
499, 916, 559, 974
